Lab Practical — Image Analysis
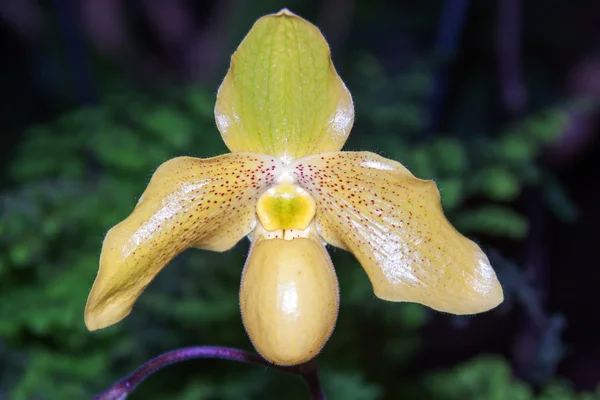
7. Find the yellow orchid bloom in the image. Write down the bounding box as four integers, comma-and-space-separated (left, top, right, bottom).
84, 9, 503, 366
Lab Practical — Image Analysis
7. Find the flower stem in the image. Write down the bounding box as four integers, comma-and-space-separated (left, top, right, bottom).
93, 346, 326, 400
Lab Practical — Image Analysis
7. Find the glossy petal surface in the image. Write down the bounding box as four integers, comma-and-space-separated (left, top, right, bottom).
294, 151, 503, 314
215, 9, 354, 160
85, 154, 279, 330
240, 233, 339, 365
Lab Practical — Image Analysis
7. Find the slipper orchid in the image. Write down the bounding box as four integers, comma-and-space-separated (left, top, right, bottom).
85, 9, 503, 366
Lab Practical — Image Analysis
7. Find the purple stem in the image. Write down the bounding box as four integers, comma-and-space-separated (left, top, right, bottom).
93, 346, 326, 400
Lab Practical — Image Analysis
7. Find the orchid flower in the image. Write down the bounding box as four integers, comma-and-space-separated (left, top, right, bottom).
85, 9, 503, 366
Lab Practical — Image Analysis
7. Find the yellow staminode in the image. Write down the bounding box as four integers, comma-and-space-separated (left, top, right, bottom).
256, 183, 316, 231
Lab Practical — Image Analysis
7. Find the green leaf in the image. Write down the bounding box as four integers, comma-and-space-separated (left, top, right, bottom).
322, 371, 382, 400
141, 107, 193, 150
470, 166, 521, 201
425, 356, 532, 400
454, 206, 528, 238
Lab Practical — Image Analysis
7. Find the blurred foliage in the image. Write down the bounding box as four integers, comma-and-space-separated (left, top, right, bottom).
426, 356, 600, 400
0, 46, 593, 399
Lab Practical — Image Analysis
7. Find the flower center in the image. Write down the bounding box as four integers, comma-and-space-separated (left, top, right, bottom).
256, 183, 316, 231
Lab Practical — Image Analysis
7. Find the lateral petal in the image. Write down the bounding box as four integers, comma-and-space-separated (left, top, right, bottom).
85, 153, 279, 330
293, 151, 503, 315
215, 9, 354, 160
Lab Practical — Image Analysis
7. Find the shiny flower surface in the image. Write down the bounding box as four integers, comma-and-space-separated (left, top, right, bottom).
85, 9, 503, 366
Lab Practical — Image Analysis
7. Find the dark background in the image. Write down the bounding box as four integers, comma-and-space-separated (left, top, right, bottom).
1, 0, 599, 399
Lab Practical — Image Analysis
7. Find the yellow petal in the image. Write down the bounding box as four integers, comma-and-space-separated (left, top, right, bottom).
215, 9, 354, 160
240, 232, 339, 365
293, 151, 503, 315
85, 154, 280, 330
